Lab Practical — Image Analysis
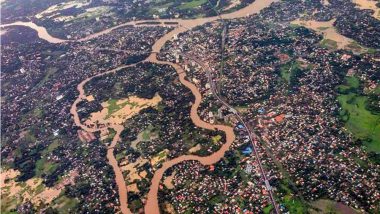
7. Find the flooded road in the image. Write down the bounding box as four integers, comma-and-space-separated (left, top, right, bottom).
1, 0, 279, 213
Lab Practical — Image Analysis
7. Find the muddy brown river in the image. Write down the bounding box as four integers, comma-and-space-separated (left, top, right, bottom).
1, 1, 278, 213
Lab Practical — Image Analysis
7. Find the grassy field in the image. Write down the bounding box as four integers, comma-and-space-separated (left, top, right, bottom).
345, 41, 364, 53
36, 67, 58, 88
140, 125, 155, 141
338, 94, 380, 152
278, 178, 308, 213
263, 204, 274, 214
212, 135, 222, 144
106, 99, 138, 118
320, 39, 338, 50
337, 76, 380, 152
317, 26, 330, 31
337, 76, 360, 93
280, 61, 302, 85
52, 194, 79, 213
149, 2, 174, 15
35, 140, 60, 176
35, 158, 58, 177
179, 0, 207, 9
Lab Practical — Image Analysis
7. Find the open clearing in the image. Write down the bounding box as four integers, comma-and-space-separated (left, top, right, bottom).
179, 0, 207, 9
338, 94, 380, 152
337, 76, 380, 152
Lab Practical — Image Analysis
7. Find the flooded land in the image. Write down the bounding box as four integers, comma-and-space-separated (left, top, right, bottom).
1, 169, 78, 210
1, 0, 378, 213
352, 0, 380, 19
291, 19, 354, 49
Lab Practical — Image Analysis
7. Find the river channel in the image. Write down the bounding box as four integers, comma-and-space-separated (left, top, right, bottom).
1, 1, 278, 213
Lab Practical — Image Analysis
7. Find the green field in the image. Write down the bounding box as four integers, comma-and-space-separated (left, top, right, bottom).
212, 135, 222, 144
179, 0, 207, 9
337, 76, 359, 93
280, 61, 303, 86
338, 94, 380, 152
35, 140, 60, 176
317, 26, 329, 31
149, 2, 174, 15
106, 98, 138, 118
52, 194, 79, 213
263, 204, 274, 214
320, 39, 338, 50
278, 178, 308, 213
337, 76, 380, 152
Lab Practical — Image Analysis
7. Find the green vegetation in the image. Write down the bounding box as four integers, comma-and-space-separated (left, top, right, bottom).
142, 131, 150, 140
211, 135, 222, 144
36, 67, 58, 88
103, 128, 116, 143
367, 48, 378, 54
129, 199, 143, 211
35, 140, 60, 177
42, 140, 60, 156
337, 76, 380, 152
106, 98, 138, 118
338, 94, 380, 152
289, 23, 301, 28
51, 194, 79, 213
317, 26, 329, 30
116, 150, 126, 162
142, 125, 155, 141
1, 194, 18, 214
337, 76, 359, 94
263, 204, 274, 214
320, 39, 338, 50
280, 61, 303, 87
278, 179, 309, 213
209, 195, 225, 205
35, 158, 58, 177
157, 150, 167, 159
149, 2, 174, 15
373, 86, 380, 95
23, 131, 37, 143
283, 195, 308, 213
179, 0, 207, 9
346, 41, 364, 53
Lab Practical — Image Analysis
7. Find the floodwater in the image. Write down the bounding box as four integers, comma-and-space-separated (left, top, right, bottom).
1, 169, 77, 207
163, 172, 176, 189
1, 21, 66, 43
291, 19, 354, 49
84, 94, 162, 129
1, 0, 279, 213
352, 0, 380, 19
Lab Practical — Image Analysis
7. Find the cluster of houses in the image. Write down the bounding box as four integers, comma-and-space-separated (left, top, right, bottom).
157, 2, 379, 212
1, 25, 170, 212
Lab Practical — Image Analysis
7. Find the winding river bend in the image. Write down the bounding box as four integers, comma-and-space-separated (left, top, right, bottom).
1, 0, 279, 213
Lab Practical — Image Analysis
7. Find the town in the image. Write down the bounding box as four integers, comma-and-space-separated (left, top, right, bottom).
1, 0, 379, 213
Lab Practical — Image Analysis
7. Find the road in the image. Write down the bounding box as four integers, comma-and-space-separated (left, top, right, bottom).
183, 54, 281, 214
